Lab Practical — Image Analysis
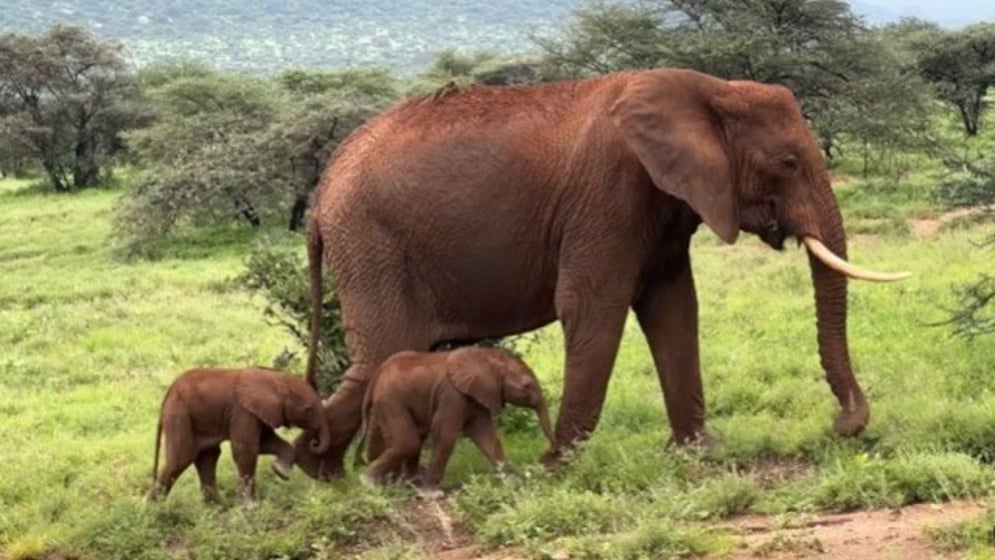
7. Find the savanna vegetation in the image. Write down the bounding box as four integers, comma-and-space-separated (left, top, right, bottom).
2, 0, 995, 558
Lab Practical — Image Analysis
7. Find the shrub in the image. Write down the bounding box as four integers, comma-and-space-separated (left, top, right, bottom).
236, 236, 348, 395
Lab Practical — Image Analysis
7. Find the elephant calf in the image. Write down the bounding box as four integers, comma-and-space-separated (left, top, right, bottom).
355, 347, 555, 498
149, 367, 330, 503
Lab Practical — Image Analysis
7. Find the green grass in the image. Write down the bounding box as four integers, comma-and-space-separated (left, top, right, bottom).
2, 165, 995, 559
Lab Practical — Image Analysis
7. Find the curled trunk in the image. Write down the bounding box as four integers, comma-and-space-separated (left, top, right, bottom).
311, 417, 332, 454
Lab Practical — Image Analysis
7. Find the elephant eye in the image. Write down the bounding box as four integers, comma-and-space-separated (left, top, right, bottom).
781, 154, 799, 171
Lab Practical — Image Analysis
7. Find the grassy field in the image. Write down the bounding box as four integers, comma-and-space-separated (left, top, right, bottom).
2, 167, 995, 559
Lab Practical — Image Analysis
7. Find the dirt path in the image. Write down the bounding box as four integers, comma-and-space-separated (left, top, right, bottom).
347, 499, 987, 559
909, 206, 994, 238
721, 500, 988, 560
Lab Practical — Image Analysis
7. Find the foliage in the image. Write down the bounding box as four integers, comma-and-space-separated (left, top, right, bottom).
934, 155, 995, 339
419, 48, 552, 90
236, 236, 350, 396
911, 22, 995, 136
535, 0, 933, 162
112, 66, 396, 259
111, 71, 279, 257
0, 24, 144, 191
927, 503, 995, 553
937, 158, 995, 210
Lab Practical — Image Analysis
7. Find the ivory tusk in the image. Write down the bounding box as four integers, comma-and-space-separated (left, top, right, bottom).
803, 237, 912, 282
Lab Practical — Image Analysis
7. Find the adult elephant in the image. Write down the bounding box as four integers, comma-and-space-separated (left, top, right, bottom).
295, 68, 909, 479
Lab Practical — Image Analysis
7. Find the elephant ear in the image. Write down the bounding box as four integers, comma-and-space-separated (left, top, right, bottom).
609, 70, 739, 244
445, 352, 503, 413
234, 369, 287, 429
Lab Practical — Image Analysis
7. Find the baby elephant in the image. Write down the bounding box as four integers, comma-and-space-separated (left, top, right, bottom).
358, 347, 555, 498
149, 367, 330, 503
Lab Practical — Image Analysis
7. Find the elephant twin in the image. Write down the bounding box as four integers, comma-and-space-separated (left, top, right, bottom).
290, 67, 908, 478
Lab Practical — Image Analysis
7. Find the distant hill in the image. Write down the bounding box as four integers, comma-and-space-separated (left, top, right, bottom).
1, 0, 584, 73
2, 1, 991, 73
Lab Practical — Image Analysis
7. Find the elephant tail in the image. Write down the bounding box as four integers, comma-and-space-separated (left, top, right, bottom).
305, 219, 323, 390
152, 410, 163, 486
152, 381, 175, 488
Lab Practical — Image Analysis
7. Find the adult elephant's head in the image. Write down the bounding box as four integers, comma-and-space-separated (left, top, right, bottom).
610, 69, 909, 436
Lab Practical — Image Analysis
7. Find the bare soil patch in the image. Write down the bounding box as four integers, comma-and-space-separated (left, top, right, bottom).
721, 499, 987, 560
342, 497, 524, 559
910, 206, 994, 238
740, 457, 813, 490
341, 490, 985, 559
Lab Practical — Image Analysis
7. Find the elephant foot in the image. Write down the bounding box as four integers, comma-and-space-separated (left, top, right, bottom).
540, 445, 574, 472
667, 430, 719, 453
272, 459, 293, 481
200, 484, 222, 504
495, 462, 520, 483
145, 481, 167, 504
416, 485, 445, 500
834, 401, 870, 437
359, 472, 380, 488
401, 464, 426, 485
236, 477, 256, 504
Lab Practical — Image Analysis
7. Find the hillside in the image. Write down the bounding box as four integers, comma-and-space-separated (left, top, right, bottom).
3, 1, 993, 73
853, 0, 995, 27
1, 0, 583, 72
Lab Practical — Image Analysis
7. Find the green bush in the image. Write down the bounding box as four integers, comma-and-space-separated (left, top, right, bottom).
808, 452, 992, 511
477, 487, 635, 546
236, 236, 349, 395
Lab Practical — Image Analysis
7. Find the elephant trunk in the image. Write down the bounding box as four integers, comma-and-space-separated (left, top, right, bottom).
311, 417, 332, 454
535, 402, 556, 446
807, 185, 869, 437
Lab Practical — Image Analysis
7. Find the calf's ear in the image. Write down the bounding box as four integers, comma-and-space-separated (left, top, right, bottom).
445, 353, 502, 413
234, 369, 286, 429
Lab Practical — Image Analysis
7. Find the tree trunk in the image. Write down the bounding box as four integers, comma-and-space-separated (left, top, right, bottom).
42, 159, 68, 192
233, 193, 261, 228
958, 101, 979, 136
72, 133, 102, 189
808, 184, 868, 436
288, 194, 308, 231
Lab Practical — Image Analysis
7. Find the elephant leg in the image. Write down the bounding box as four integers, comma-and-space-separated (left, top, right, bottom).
152, 414, 195, 500
633, 251, 708, 445
466, 414, 506, 471
543, 270, 631, 466
194, 445, 222, 503
364, 419, 386, 465
229, 416, 262, 502
421, 416, 461, 498
259, 428, 294, 480
401, 453, 424, 484
363, 406, 420, 487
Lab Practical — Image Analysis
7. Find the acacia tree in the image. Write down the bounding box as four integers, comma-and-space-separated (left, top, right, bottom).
114, 66, 396, 258
934, 156, 995, 338
0, 25, 139, 191
416, 48, 553, 92
536, 0, 929, 161
912, 22, 995, 136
